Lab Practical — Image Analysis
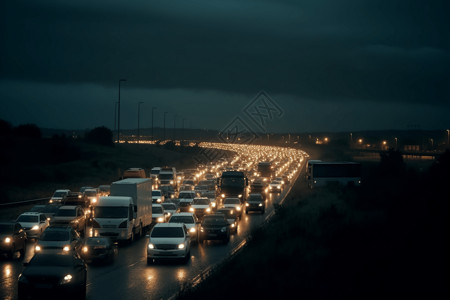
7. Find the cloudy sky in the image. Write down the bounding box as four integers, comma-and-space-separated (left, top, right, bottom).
1, 0, 449, 133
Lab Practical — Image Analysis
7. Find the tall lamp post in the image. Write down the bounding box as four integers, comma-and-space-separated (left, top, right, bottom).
137, 101, 144, 144
113, 102, 118, 142
163, 111, 168, 141
173, 114, 177, 140
117, 79, 127, 143
152, 106, 157, 141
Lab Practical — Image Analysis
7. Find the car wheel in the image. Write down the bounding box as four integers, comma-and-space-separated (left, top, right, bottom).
128, 232, 134, 244
147, 258, 153, 265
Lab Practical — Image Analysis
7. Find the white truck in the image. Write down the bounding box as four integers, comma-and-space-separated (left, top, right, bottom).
158, 167, 177, 190
93, 178, 152, 242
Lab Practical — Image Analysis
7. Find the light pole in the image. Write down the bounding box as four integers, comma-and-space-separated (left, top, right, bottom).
152, 106, 156, 141
117, 79, 127, 143
113, 102, 118, 142
163, 111, 168, 141
137, 101, 144, 144
173, 114, 177, 140
182, 117, 186, 141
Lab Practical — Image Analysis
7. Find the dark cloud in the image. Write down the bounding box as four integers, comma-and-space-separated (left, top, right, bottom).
0, 0, 449, 131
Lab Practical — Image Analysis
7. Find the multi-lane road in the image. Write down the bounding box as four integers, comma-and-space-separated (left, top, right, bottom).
1, 143, 306, 300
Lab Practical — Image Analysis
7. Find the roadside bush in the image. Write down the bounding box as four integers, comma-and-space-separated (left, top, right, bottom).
85, 126, 113, 146
13, 123, 42, 139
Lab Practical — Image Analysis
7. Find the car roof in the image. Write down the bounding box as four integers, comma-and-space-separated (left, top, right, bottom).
152, 204, 163, 207
171, 212, 195, 217
59, 205, 79, 209
153, 222, 185, 228
19, 212, 42, 216
44, 226, 73, 231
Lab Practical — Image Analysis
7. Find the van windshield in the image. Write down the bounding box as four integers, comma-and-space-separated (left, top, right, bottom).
94, 206, 128, 218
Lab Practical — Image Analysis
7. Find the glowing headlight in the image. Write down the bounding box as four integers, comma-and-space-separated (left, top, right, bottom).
82, 246, 88, 253
4, 237, 11, 243
221, 194, 225, 198
31, 225, 39, 231
91, 198, 97, 203
189, 207, 195, 212
148, 243, 155, 249
178, 243, 185, 249
211, 202, 216, 207
220, 227, 227, 233
245, 203, 249, 207
63, 245, 71, 252
35, 245, 41, 252
277, 185, 281, 189
170, 180, 174, 184
236, 206, 241, 211
231, 223, 235, 228
238, 194, 242, 198
61, 274, 73, 284
189, 227, 196, 233
157, 217, 164, 223
206, 208, 211, 213
258, 203, 263, 207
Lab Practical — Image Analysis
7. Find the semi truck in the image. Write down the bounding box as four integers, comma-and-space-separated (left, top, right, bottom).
93, 178, 152, 242
307, 161, 361, 189
217, 171, 248, 203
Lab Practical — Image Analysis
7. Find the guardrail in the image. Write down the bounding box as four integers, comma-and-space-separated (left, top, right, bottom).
0, 197, 50, 207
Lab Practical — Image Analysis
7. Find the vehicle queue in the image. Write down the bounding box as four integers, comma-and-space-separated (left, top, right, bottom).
0, 143, 305, 299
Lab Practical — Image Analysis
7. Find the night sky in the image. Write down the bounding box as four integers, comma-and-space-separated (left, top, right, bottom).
1, 0, 449, 133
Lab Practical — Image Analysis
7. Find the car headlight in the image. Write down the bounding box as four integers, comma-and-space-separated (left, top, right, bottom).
60, 274, 73, 284
258, 203, 263, 207
211, 202, 216, 207
231, 223, 235, 228
189, 227, 196, 233
4, 237, 11, 243
277, 185, 281, 189
170, 180, 174, 184
236, 206, 241, 211
82, 246, 89, 253
206, 208, 211, 213
63, 245, 71, 252
157, 217, 164, 223
221, 227, 227, 233
31, 225, 39, 231
221, 194, 225, 198
148, 243, 155, 249
189, 207, 195, 212
178, 243, 185, 249
238, 194, 242, 198
91, 198, 97, 203
245, 203, 249, 207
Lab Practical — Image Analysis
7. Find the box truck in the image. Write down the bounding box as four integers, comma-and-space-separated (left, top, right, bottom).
93, 178, 152, 242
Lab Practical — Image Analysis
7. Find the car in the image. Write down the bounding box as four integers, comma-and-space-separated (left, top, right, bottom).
178, 199, 193, 213
16, 212, 50, 239
123, 168, 146, 179
34, 226, 82, 254
29, 204, 61, 221
83, 188, 99, 205
269, 180, 282, 193
198, 214, 231, 243
49, 189, 71, 204
168, 212, 200, 242
222, 197, 243, 218
147, 223, 191, 264
161, 202, 178, 217
97, 185, 111, 197
245, 193, 266, 214
51, 205, 86, 235
152, 190, 165, 203
178, 190, 198, 201
215, 208, 238, 234
152, 204, 169, 223
80, 237, 117, 264
189, 197, 212, 219
18, 253, 87, 300
160, 184, 176, 199
0, 222, 27, 258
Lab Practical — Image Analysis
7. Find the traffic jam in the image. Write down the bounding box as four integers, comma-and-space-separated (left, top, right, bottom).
1, 143, 305, 299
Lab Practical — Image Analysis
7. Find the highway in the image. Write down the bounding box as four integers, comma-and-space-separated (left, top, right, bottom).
1, 143, 306, 300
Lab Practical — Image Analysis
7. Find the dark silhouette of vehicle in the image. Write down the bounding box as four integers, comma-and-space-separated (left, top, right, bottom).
0, 222, 27, 259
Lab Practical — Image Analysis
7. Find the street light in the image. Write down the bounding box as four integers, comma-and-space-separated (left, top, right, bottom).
137, 101, 144, 144
152, 106, 157, 141
117, 79, 127, 143
173, 114, 177, 140
113, 102, 118, 142
163, 111, 168, 141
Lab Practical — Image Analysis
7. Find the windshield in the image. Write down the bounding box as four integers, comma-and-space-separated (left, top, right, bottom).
152, 206, 163, 214
221, 177, 244, 187
94, 206, 128, 218
224, 199, 240, 205
152, 191, 162, 196
169, 216, 194, 224
179, 192, 194, 199
0, 224, 14, 233
159, 174, 174, 180
52, 192, 66, 197
40, 230, 70, 241
55, 209, 76, 217
151, 227, 184, 238
202, 217, 227, 226
162, 204, 176, 210
30, 254, 74, 267
84, 191, 96, 196
192, 198, 210, 205
85, 238, 109, 246
17, 215, 39, 223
